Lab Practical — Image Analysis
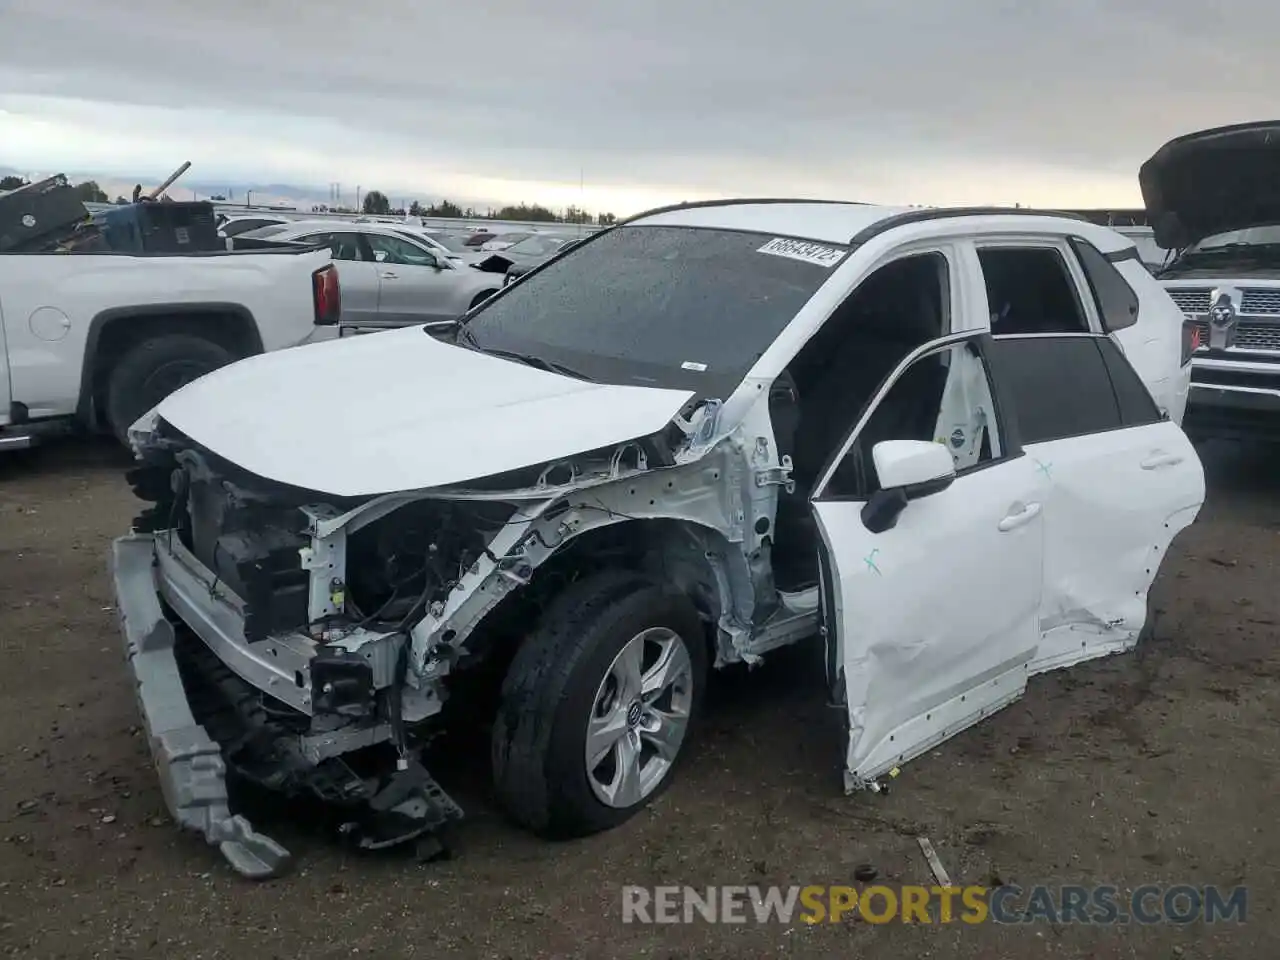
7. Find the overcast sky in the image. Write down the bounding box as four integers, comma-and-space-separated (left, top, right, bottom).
1, 0, 1277, 214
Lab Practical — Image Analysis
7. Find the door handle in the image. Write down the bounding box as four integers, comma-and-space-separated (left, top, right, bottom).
998, 501, 1041, 532
380, 271, 398, 279
1140, 453, 1183, 470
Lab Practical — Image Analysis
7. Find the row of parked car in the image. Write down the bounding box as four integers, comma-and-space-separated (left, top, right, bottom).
218, 215, 588, 331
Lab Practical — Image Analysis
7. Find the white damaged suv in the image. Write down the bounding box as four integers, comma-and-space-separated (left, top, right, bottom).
111, 200, 1205, 878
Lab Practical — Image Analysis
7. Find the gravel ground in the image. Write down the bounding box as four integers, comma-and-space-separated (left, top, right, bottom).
1, 437, 1277, 959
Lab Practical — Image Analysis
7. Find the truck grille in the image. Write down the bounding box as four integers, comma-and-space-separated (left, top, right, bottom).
1241, 289, 1280, 315
1169, 289, 1212, 314
1170, 287, 1280, 353
1187, 318, 1280, 353
1170, 287, 1280, 317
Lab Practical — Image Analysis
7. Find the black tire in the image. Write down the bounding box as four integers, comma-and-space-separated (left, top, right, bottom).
104, 334, 238, 444
469, 290, 497, 310
491, 571, 707, 839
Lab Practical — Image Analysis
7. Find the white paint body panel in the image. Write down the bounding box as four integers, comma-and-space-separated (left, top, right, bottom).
0, 249, 336, 421
814, 455, 1048, 783
152, 324, 696, 497
1111, 259, 1192, 425
1026, 421, 1204, 674
814, 378, 1202, 787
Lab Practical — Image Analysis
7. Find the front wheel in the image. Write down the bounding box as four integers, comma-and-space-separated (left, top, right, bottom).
491, 571, 707, 838
104, 334, 237, 445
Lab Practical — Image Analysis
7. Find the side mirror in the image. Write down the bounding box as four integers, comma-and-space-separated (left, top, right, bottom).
373, 250, 388, 263
860, 440, 956, 533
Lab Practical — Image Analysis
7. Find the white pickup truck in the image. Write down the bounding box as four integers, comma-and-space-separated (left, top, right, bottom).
0, 244, 341, 449
1142, 121, 1280, 442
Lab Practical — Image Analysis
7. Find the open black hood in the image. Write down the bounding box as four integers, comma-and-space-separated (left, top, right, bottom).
1139, 121, 1280, 250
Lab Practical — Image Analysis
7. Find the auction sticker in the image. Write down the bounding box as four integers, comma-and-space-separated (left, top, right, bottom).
757, 237, 845, 268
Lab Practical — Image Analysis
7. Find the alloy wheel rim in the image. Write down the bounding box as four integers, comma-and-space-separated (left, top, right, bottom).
584, 626, 694, 809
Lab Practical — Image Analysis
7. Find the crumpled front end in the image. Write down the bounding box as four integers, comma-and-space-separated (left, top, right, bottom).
110, 422, 498, 877
110, 393, 772, 877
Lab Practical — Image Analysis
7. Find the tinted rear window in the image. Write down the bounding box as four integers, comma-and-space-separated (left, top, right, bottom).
463, 225, 845, 394
986, 335, 1122, 443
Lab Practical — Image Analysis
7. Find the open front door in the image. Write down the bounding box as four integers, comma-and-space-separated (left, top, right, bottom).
810, 331, 1048, 789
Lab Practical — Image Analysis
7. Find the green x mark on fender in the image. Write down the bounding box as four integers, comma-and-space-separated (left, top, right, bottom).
864, 548, 882, 576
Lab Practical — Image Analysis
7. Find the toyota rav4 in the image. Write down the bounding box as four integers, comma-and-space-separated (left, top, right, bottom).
111, 200, 1205, 878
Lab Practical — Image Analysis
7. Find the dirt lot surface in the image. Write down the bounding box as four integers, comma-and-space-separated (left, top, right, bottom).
1, 438, 1278, 959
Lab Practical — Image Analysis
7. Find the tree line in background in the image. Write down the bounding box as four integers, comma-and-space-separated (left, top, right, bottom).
1, 174, 622, 225
326, 188, 618, 225
1, 175, 111, 203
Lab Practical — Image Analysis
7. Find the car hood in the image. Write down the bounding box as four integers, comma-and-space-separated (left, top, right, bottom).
151, 327, 696, 498
1140, 121, 1280, 249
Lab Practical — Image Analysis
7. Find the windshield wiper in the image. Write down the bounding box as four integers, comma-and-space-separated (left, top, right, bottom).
448, 321, 593, 380
485, 348, 594, 381
457, 337, 593, 381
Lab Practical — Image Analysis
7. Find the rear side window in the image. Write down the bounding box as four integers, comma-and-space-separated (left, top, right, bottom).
300, 232, 367, 262
978, 247, 1090, 335
1069, 238, 1139, 332
986, 336, 1121, 442
1096, 337, 1162, 426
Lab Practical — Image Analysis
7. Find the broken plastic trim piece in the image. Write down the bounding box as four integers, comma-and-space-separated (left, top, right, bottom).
110, 534, 291, 880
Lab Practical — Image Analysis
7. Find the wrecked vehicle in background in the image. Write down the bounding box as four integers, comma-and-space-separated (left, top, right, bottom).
111, 200, 1205, 878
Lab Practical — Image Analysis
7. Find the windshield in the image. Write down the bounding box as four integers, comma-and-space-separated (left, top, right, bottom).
1191, 225, 1280, 251
506, 234, 571, 257
461, 225, 845, 396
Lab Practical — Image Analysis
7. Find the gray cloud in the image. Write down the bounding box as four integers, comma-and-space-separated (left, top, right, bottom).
2, 0, 1278, 209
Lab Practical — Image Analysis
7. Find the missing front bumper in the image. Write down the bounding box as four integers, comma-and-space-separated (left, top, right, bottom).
109, 534, 464, 878
110, 534, 292, 879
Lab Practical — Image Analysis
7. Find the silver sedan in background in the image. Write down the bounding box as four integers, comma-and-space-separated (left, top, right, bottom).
240, 220, 503, 331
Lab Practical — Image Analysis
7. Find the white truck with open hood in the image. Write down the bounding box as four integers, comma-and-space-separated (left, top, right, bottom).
1142, 120, 1280, 442
109, 199, 1204, 878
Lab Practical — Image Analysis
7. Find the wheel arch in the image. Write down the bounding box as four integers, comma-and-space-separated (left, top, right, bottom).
466, 514, 755, 672
77, 303, 264, 427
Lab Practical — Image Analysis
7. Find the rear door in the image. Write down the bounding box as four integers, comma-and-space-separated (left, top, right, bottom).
983, 333, 1205, 674
363, 233, 460, 327
294, 231, 381, 331
812, 330, 1047, 787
